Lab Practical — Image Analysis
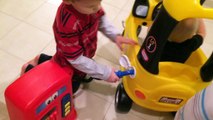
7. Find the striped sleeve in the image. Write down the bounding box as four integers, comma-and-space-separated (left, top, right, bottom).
98, 15, 120, 42
68, 55, 112, 80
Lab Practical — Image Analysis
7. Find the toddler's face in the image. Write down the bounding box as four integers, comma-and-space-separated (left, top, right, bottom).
71, 0, 101, 15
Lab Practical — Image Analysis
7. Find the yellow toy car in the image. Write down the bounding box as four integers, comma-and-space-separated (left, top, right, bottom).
115, 0, 213, 113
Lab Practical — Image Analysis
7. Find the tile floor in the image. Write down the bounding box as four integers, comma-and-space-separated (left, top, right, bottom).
0, 0, 213, 120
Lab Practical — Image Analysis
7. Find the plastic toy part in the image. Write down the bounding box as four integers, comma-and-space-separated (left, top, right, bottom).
135, 90, 146, 100
115, 83, 133, 113
117, 55, 136, 78
163, 0, 213, 21
115, 0, 213, 113
4, 60, 77, 120
119, 55, 132, 69
115, 67, 136, 78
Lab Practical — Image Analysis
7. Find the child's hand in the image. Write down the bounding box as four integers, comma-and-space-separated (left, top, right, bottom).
106, 68, 120, 83
115, 35, 138, 51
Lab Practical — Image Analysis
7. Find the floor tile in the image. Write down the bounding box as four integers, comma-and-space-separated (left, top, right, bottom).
96, 36, 121, 64
0, 102, 9, 120
0, 22, 53, 61
122, 0, 135, 13
0, 12, 20, 39
112, 10, 130, 32
47, 0, 61, 6
74, 90, 111, 120
159, 112, 175, 120
81, 80, 118, 104
79, 55, 120, 103
103, 0, 129, 9
104, 103, 145, 120
129, 104, 161, 120
0, 50, 24, 104
25, 3, 58, 35
41, 40, 56, 55
0, 0, 46, 20
204, 19, 213, 45
94, 54, 120, 72
203, 0, 213, 8
102, 3, 121, 21
98, 31, 104, 42
201, 43, 213, 58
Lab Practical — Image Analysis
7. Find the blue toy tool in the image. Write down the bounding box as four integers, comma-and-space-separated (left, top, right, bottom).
116, 55, 136, 78
115, 68, 135, 78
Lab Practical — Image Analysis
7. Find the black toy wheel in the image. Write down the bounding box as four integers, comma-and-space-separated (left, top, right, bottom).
115, 83, 133, 113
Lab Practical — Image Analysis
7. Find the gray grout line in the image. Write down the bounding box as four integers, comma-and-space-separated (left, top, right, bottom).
22, 1, 47, 20
0, 13, 22, 40
0, 47, 26, 64
103, 102, 113, 120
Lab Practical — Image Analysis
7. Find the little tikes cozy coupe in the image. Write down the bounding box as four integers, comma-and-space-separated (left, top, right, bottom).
115, 0, 213, 113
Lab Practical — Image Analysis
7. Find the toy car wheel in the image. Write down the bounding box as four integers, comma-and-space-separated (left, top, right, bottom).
115, 83, 133, 113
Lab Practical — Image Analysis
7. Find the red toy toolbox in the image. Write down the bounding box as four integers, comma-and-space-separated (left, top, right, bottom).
5, 60, 77, 120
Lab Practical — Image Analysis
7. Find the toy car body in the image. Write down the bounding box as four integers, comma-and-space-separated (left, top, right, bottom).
115, 0, 213, 112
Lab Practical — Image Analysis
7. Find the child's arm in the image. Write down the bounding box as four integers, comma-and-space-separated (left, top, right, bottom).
68, 54, 119, 82
98, 15, 120, 42
99, 15, 137, 50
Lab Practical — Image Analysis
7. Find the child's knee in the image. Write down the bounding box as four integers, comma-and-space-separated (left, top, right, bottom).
21, 63, 29, 71
20, 54, 40, 75
32, 54, 41, 65
20, 63, 32, 75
